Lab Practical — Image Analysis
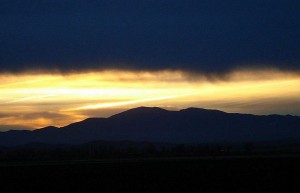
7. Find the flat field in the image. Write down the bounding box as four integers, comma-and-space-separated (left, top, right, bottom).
0, 157, 299, 193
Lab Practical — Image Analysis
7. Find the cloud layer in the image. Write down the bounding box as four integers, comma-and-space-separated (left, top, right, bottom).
1, 69, 300, 131
1, 0, 299, 73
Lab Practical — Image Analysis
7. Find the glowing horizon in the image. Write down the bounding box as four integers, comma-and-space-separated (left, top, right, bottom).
1, 69, 300, 131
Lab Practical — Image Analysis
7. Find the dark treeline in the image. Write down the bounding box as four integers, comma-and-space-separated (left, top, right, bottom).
1, 140, 300, 162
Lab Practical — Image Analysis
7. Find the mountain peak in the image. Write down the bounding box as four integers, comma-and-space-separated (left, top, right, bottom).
128, 106, 169, 112
40, 126, 58, 130
35, 126, 58, 132
180, 107, 225, 114
109, 106, 170, 119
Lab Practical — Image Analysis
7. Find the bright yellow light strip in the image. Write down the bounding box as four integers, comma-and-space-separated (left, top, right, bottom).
0, 69, 300, 130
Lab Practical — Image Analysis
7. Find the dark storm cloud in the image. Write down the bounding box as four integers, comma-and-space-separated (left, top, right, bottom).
0, 0, 299, 73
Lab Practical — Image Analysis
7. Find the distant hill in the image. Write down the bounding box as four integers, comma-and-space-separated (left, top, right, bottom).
1, 107, 300, 146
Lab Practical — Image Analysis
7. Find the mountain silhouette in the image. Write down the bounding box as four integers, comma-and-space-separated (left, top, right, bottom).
1, 107, 300, 146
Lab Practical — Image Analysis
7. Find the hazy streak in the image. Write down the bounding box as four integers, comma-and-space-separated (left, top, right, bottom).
74, 95, 185, 110
3, 94, 57, 104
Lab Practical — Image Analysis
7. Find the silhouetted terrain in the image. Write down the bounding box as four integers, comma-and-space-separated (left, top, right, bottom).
1, 107, 300, 192
1, 139, 300, 161
1, 107, 300, 147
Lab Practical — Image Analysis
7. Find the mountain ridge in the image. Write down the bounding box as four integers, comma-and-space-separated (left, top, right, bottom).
1, 107, 300, 146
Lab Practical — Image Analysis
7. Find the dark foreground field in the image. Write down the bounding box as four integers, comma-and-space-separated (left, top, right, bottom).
1, 156, 300, 193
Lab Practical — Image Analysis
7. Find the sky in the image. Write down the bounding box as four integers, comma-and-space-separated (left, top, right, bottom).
0, 0, 299, 131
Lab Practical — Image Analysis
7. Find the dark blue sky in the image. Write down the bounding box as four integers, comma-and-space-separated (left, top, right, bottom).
1, 0, 299, 73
